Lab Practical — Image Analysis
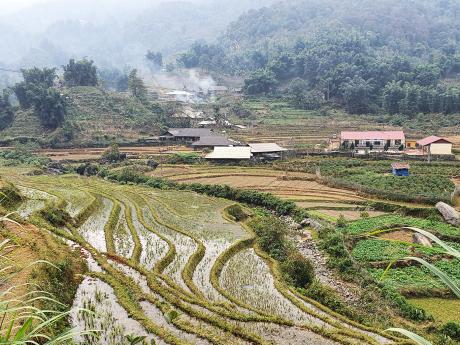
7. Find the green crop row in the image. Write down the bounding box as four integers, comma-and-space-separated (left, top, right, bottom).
351, 239, 454, 263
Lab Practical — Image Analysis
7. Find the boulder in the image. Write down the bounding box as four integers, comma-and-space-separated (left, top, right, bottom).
436, 202, 460, 226
300, 218, 324, 231
412, 233, 432, 247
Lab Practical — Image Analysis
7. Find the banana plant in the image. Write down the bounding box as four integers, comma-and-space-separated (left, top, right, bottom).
385, 227, 460, 345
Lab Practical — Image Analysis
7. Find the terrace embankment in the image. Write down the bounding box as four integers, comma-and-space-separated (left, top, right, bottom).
1, 169, 402, 345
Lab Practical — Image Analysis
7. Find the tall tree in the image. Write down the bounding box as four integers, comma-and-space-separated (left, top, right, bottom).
63, 59, 98, 87
0, 89, 14, 130
12, 67, 65, 129
128, 69, 148, 102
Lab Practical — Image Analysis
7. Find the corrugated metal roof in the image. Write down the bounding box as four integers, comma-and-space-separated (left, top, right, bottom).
205, 147, 252, 160
391, 162, 410, 170
248, 143, 287, 153
341, 131, 405, 140
168, 128, 213, 138
192, 136, 237, 147
417, 136, 453, 146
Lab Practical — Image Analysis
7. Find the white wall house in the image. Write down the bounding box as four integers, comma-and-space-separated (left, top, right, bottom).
417, 136, 453, 155
340, 131, 405, 150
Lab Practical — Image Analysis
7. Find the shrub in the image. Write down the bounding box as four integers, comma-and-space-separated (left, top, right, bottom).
101, 143, 127, 163
441, 322, 460, 340
248, 214, 289, 261
337, 214, 347, 228
40, 205, 72, 227
76, 162, 99, 176
0, 183, 23, 208
226, 204, 247, 221
280, 252, 315, 288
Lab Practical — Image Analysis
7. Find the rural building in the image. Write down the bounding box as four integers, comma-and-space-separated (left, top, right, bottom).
205, 147, 253, 161
208, 86, 229, 95
170, 108, 207, 127
164, 128, 213, 143
340, 131, 405, 151
391, 162, 410, 176
191, 136, 238, 150
166, 90, 196, 103
405, 139, 417, 149
417, 136, 453, 155
249, 143, 288, 160
198, 120, 217, 128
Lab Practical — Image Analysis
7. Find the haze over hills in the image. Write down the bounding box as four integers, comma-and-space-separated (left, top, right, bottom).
0, 0, 276, 75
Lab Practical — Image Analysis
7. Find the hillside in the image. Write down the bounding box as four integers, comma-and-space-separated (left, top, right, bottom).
181, 0, 460, 117
0, 86, 164, 147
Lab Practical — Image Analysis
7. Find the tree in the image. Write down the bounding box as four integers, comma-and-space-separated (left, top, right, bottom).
0, 89, 14, 130
12, 67, 65, 129
243, 69, 277, 95
146, 51, 163, 68
341, 76, 374, 114
33, 88, 66, 129
128, 70, 148, 102
63, 59, 98, 87
383, 81, 405, 114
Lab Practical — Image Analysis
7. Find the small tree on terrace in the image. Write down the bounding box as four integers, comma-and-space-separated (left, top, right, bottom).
63, 59, 98, 87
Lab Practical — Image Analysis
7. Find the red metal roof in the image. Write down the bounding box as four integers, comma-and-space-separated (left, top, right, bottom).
341, 131, 405, 140
417, 136, 453, 146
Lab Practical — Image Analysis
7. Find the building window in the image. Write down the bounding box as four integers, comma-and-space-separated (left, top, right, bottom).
395, 139, 401, 146
355, 140, 359, 146
374, 141, 381, 146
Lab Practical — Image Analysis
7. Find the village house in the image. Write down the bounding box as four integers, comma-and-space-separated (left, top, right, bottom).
205, 147, 253, 161
165, 90, 196, 103
417, 136, 453, 156
340, 131, 406, 151
191, 136, 239, 150
162, 128, 214, 143
248, 143, 288, 160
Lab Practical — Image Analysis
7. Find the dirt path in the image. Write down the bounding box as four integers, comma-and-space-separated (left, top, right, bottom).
294, 230, 362, 305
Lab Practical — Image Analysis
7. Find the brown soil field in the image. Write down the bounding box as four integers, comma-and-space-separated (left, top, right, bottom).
315, 209, 386, 221
17, 146, 192, 161
378, 229, 415, 243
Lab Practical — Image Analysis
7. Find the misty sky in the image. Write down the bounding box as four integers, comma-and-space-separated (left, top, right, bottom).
1, 0, 49, 13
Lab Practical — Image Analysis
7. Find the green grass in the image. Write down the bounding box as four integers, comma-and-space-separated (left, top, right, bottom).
408, 298, 460, 323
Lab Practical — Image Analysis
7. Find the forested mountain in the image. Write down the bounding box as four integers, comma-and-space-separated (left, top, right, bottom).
180, 0, 460, 115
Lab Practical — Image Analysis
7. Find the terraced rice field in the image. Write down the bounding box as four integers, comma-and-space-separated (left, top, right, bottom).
151, 165, 384, 220
5, 170, 402, 345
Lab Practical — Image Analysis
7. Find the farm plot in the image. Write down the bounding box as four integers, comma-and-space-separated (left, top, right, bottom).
2, 171, 401, 345
345, 215, 460, 318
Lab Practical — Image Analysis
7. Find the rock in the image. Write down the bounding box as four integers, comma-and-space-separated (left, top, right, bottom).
300, 218, 324, 231
412, 233, 432, 247
436, 202, 460, 226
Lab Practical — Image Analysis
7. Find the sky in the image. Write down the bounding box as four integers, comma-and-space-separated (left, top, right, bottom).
1, 0, 49, 14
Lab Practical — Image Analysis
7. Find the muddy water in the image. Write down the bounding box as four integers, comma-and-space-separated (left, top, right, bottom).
70, 277, 162, 345
220, 248, 330, 328
77, 197, 112, 252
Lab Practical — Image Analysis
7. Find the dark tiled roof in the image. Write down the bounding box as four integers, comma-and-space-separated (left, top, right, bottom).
168, 128, 213, 138
191, 136, 237, 147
